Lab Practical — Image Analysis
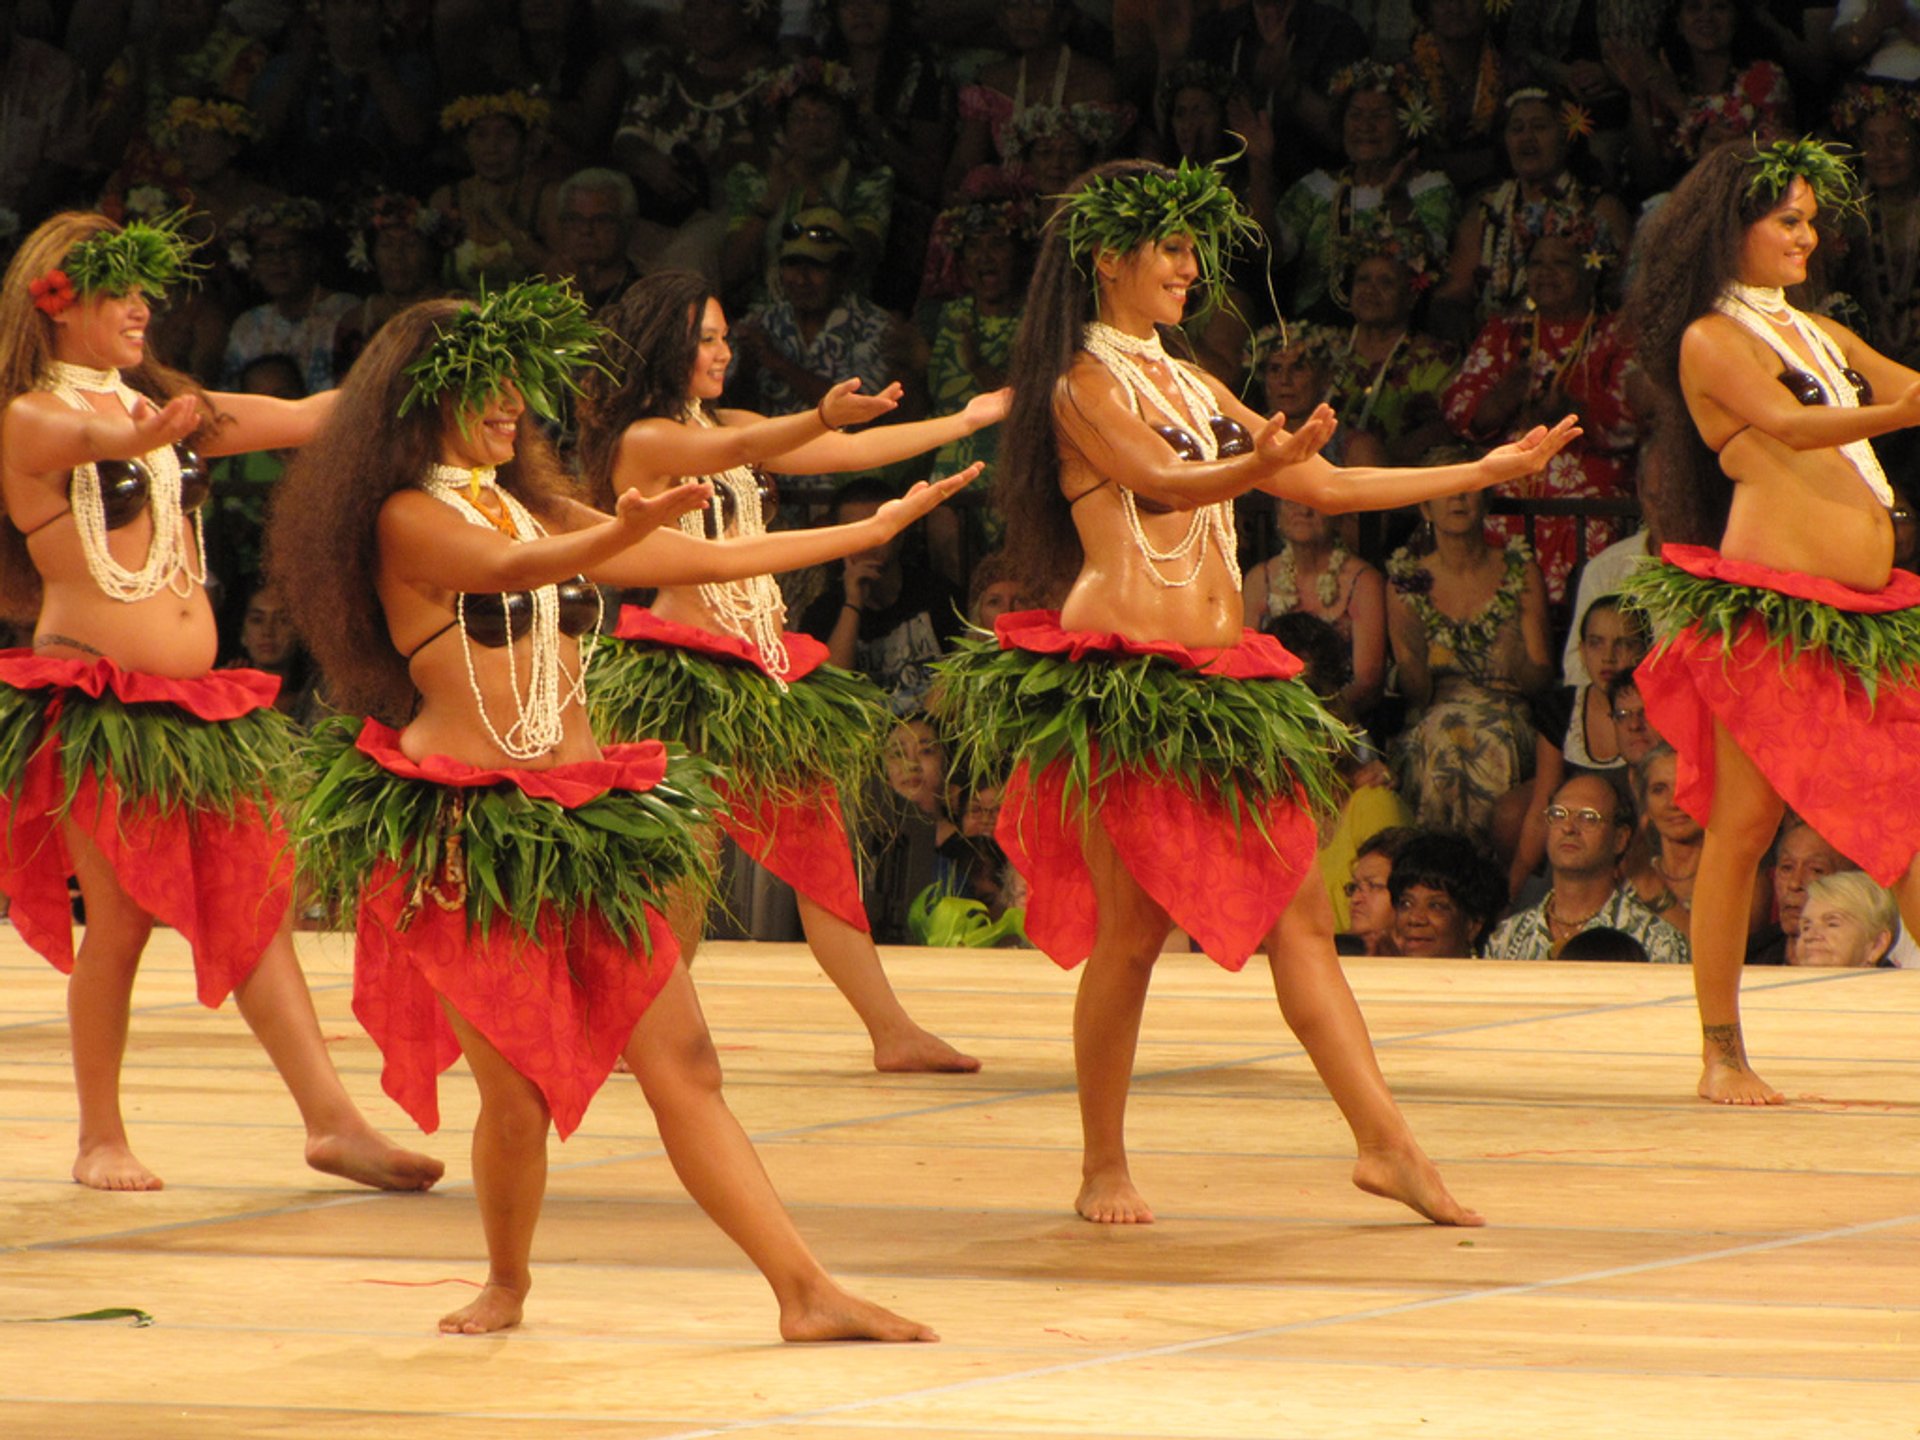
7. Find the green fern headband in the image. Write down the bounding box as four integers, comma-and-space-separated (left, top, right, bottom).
44, 212, 202, 307
400, 280, 608, 427
1746, 137, 1862, 219
1059, 156, 1264, 316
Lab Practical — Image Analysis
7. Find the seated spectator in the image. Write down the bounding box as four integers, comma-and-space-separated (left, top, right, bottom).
1338, 825, 1419, 952
548, 168, 642, 312
224, 582, 321, 724
1387, 829, 1508, 957
1386, 483, 1553, 840
431, 90, 556, 290
335, 193, 459, 369
1797, 872, 1900, 968
797, 477, 963, 716
1751, 817, 1861, 965
1244, 498, 1387, 721
1325, 213, 1458, 464
967, 548, 1039, 632
1558, 926, 1650, 963
223, 198, 357, 392
1404, 0, 1509, 196
730, 208, 923, 422
1241, 322, 1388, 471
1274, 61, 1458, 324
1621, 743, 1705, 935
863, 713, 955, 943
1442, 207, 1637, 602
1562, 504, 1660, 683
722, 58, 893, 309
1485, 774, 1688, 963
1606, 672, 1658, 769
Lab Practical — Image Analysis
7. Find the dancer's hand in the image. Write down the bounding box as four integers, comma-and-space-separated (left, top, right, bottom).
1887, 379, 1920, 428
818, 377, 903, 431
613, 480, 712, 538
868, 463, 983, 537
962, 387, 1012, 430
103, 395, 201, 461
1255, 403, 1337, 468
1477, 414, 1582, 485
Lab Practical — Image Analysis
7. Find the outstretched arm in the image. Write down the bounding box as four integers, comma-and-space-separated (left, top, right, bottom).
1, 390, 201, 477
615, 378, 900, 486
756, 387, 1011, 474
199, 391, 338, 456
565, 466, 980, 588
1686, 315, 1920, 450
1256, 416, 1584, 513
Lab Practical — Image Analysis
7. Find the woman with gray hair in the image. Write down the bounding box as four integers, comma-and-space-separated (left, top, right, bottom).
1798, 872, 1900, 968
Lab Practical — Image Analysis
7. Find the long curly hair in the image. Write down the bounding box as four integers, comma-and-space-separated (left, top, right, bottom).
0, 212, 213, 621
1624, 139, 1826, 545
999, 159, 1211, 593
265, 298, 580, 724
575, 269, 713, 508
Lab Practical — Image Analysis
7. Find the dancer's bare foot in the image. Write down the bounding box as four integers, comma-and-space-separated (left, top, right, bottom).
778, 1277, 937, 1342
1699, 1057, 1785, 1105
439, 1282, 525, 1335
1352, 1140, 1484, 1226
873, 1027, 981, 1074
1699, 1023, 1784, 1106
73, 1141, 163, 1191
1076, 1167, 1154, 1224
306, 1127, 445, 1191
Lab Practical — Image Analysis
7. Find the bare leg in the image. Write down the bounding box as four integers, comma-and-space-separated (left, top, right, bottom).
1692, 721, 1786, 1106
624, 962, 935, 1341
1073, 821, 1172, 1224
795, 895, 979, 1073
232, 922, 444, 1190
1264, 869, 1482, 1226
65, 821, 162, 1190
437, 1004, 547, 1334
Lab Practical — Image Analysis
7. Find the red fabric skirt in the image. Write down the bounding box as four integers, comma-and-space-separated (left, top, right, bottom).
612, 608, 868, 933
0, 651, 291, 1008
349, 720, 680, 1138
1636, 546, 1920, 885
990, 614, 1320, 972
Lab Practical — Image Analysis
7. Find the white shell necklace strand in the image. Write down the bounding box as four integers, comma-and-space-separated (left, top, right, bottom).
678, 404, 790, 686
42, 360, 205, 602
421, 464, 598, 761
1713, 282, 1895, 507
1080, 322, 1240, 589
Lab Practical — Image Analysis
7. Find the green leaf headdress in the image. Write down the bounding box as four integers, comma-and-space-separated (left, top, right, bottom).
399, 280, 609, 428
1058, 155, 1264, 318
1746, 136, 1863, 219
61, 211, 203, 299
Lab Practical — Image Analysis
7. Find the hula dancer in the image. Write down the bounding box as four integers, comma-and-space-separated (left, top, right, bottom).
941, 158, 1578, 1225
576, 270, 1002, 1074
270, 283, 959, 1337
1623, 138, 1920, 1105
0, 212, 442, 1194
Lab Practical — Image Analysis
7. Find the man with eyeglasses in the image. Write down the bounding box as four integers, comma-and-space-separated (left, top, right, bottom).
550, 169, 641, 311
1485, 774, 1688, 963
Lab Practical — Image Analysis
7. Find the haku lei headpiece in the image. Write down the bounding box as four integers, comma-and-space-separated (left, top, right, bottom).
400, 280, 608, 428
1332, 210, 1442, 292
347, 193, 462, 271
439, 90, 551, 133
1059, 155, 1263, 318
765, 56, 861, 110
1831, 80, 1920, 136
1531, 200, 1617, 272
1243, 322, 1343, 379
34, 212, 204, 314
1003, 103, 1128, 163
1329, 59, 1433, 140
1746, 136, 1863, 219
162, 96, 256, 141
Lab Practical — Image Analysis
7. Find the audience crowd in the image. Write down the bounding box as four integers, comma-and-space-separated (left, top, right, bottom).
5, 0, 1913, 959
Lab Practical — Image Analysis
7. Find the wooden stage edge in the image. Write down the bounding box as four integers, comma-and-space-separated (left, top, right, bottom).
2, 930, 1916, 1439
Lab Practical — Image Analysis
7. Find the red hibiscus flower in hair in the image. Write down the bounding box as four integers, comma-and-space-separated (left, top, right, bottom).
29, 269, 76, 316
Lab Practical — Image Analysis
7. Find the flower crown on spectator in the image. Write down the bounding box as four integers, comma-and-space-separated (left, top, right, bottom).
226, 198, 327, 271
1674, 69, 1790, 160
1329, 60, 1434, 140
162, 96, 257, 143
1332, 210, 1441, 292
401, 280, 607, 427
1527, 200, 1617, 272
439, 90, 551, 134
30, 213, 203, 316
1830, 80, 1920, 137
1243, 321, 1343, 377
117, 182, 193, 223
346, 193, 463, 272
1002, 103, 1128, 163
1060, 156, 1262, 318
765, 57, 861, 113
1747, 136, 1863, 218
922, 173, 1036, 299
1158, 61, 1248, 118
1502, 87, 1593, 145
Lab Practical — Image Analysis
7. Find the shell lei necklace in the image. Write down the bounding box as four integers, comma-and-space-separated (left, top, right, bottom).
42, 360, 205, 602
1081, 321, 1239, 589
679, 404, 790, 685
1714, 282, 1895, 507
422, 463, 596, 760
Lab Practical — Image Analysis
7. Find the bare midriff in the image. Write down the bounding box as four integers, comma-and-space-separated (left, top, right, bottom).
402, 634, 601, 770
26, 518, 217, 676
1709, 426, 1895, 591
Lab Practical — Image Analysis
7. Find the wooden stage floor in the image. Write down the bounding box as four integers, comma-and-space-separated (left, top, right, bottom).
2, 930, 1916, 1439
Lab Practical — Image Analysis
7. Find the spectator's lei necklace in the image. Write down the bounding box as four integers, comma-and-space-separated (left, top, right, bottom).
1081, 321, 1239, 590
39, 362, 205, 603
421, 463, 599, 761
677, 403, 791, 685
1266, 532, 1350, 615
